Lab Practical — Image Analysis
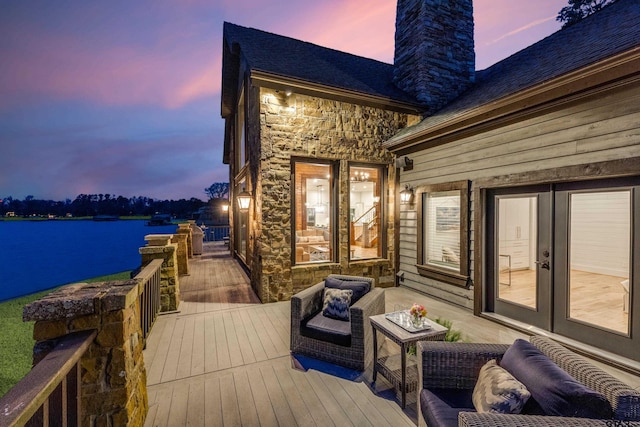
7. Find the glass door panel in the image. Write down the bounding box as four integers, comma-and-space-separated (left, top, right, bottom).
497, 196, 538, 309
488, 186, 551, 330
567, 191, 630, 335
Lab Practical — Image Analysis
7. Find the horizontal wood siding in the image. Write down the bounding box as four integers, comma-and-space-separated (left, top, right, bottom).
398, 81, 640, 307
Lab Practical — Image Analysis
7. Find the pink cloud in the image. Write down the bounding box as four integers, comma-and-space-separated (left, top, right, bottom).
166, 58, 222, 109
0, 18, 220, 110
279, 0, 396, 63
474, 0, 566, 68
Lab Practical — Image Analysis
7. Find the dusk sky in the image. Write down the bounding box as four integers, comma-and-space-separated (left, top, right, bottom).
1, 0, 569, 202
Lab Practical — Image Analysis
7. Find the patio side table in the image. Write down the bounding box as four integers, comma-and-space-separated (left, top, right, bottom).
370, 313, 448, 408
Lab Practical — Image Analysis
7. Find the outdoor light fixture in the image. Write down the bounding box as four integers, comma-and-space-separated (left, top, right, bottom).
237, 190, 251, 210
222, 203, 229, 213
400, 185, 414, 204
395, 156, 414, 171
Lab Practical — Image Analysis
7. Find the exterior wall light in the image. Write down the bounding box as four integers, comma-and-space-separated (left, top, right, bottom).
222, 203, 229, 213
237, 190, 251, 210
395, 156, 414, 171
400, 185, 414, 204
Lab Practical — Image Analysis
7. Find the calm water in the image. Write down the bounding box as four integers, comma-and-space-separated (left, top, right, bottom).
0, 220, 177, 302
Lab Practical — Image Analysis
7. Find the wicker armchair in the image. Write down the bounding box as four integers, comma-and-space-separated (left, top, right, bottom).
417, 336, 640, 427
290, 274, 385, 371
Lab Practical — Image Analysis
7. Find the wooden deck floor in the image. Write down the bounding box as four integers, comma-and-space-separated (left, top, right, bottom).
143, 242, 640, 427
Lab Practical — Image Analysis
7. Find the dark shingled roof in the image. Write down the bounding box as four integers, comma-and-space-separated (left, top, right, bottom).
387, 0, 640, 144
222, 22, 418, 106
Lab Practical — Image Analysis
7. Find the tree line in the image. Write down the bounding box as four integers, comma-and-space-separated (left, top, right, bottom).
1, 194, 207, 219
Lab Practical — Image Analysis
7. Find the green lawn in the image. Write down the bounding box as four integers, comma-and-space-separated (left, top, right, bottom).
0, 271, 131, 397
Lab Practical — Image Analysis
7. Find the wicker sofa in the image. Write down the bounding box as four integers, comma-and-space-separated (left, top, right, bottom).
417, 336, 640, 427
290, 274, 384, 371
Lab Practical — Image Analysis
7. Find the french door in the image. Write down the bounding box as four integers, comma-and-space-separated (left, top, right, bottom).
487, 186, 552, 330
487, 178, 638, 361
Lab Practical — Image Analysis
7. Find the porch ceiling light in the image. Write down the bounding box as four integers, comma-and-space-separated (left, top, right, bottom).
400, 185, 414, 204
237, 190, 251, 210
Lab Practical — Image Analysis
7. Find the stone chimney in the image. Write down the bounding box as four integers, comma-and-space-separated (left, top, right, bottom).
393, 0, 475, 113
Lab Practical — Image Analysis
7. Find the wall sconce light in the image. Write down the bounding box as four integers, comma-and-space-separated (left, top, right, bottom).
222, 203, 229, 213
395, 156, 414, 171
237, 190, 251, 210
373, 196, 381, 204
400, 185, 414, 204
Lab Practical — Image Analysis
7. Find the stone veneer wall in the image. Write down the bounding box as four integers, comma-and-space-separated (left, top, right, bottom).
393, 0, 475, 113
23, 280, 148, 426
248, 87, 421, 302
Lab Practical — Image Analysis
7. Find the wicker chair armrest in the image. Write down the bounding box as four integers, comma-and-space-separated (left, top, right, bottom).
458, 412, 626, 427
418, 341, 510, 390
291, 282, 324, 323
349, 288, 385, 338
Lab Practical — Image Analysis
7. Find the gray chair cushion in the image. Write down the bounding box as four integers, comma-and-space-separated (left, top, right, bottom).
301, 311, 351, 347
421, 388, 475, 427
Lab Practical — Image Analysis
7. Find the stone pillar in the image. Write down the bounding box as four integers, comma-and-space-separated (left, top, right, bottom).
177, 223, 193, 258
140, 234, 180, 312
171, 233, 190, 276
23, 281, 148, 426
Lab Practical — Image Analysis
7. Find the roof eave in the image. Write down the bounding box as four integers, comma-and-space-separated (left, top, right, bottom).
384, 47, 640, 154
250, 70, 424, 115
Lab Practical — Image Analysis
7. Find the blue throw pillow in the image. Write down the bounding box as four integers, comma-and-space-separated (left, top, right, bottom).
500, 339, 613, 419
324, 277, 370, 304
322, 288, 352, 321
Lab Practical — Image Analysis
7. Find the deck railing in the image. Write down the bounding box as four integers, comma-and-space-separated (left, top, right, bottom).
205, 225, 230, 242
135, 258, 163, 343
0, 259, 163, 426
0, 330, 96, 427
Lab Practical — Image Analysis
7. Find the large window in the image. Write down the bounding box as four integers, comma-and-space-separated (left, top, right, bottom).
292, 160, 335, 264
236, 89, 246, 171
417, 181, 470, 287
349, 164, 383, 260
